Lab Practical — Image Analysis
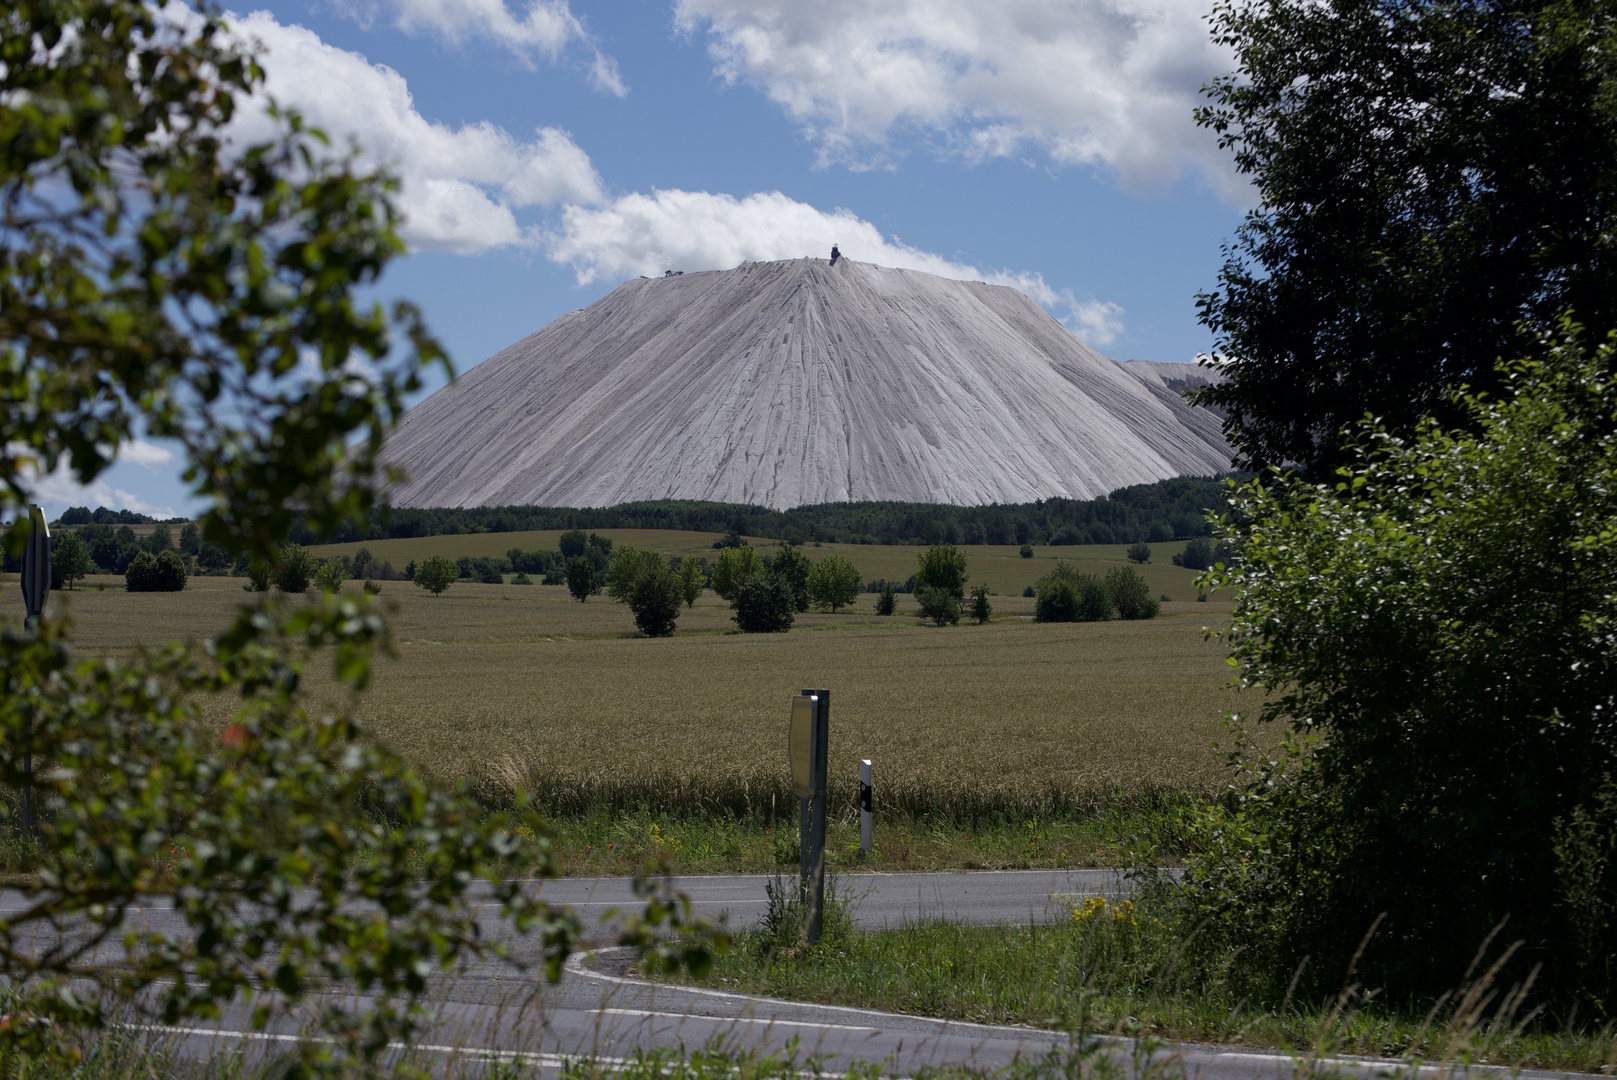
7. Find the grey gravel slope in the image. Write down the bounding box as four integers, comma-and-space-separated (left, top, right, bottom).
381, 258, 1231, 510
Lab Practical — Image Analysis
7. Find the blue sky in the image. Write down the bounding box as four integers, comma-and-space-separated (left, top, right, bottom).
41, 0, 1249, 519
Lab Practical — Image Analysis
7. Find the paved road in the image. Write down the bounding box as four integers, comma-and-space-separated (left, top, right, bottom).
7, 873, 1601, 1078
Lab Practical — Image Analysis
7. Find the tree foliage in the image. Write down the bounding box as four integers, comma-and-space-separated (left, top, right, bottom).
1192, 0, 1617, 471
915, 544, 968, 596
915, 586, 961, 626
1105, 566, 1159, 620
273, 543, 317, 594
805, 554, 862, 613
969, 583, 992, 625
677, 556, 706, 607
874, 581, 897, 616
710, 544, 763, 600
1181, 328, 1617, 1008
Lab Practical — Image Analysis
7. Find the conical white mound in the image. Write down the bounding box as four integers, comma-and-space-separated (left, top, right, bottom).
380, 258, 1230, 510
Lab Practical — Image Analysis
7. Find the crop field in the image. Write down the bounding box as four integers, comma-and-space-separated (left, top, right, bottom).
26, 573, 1247, 825
306, 531, 1211, 602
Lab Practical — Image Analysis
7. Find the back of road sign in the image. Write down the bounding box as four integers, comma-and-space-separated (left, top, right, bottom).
21, 505, 49, 621
789, 694, 814, 797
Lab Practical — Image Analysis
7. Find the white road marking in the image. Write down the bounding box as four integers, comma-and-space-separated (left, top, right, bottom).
596, 1007, 878, 1032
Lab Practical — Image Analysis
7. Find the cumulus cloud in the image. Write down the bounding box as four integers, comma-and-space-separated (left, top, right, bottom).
675, 0, 1244, 199
115, 440, 175, 469
226, 11, 605, 252
547, 188, 1125, 345
330, 0, 626, 95
15, 441, 180, 520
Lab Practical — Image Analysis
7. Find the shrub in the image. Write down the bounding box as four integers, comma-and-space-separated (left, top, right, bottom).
511, 571, 531, 585
273, 543, 317, 593
1105, 566, 1159, 620
565, 556, 600, 601
969, 583, 992, 624
125, 549, 186, 592
915, 586, 960, 626
315, 558, 346, 594
805, 554, 861, 612
730, 571, 795, 633
1034, 562, 1111, 622
413, 554, 459, 597
678, 556, 706, 607
1023, 585, 1035, 597
558, 529, 588, 558
1019, 544, 1034, 559
1127, 542, 1151, 564
874, 582, 897, 615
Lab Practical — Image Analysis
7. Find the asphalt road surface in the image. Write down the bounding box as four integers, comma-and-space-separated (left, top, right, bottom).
5, 872, 1600, 1079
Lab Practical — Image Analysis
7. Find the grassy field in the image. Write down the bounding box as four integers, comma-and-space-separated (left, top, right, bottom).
305, 532, 1213, 602
27, 572, 1244, 829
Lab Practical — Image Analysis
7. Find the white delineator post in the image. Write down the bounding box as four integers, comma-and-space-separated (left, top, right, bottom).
860, 759, 873, 856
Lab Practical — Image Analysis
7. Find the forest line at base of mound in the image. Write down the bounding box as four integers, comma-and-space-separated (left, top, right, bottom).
34, 576, 1245, 822
280, 475, 1245, 549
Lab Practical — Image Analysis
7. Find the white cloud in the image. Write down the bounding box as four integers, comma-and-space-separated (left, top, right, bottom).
226, 10, 606, 252
674, 0, 1245, 199
329, 0, 626, 95
116, 440, 175, 469
547, 188, 1125, 345
25, 462, 176, 520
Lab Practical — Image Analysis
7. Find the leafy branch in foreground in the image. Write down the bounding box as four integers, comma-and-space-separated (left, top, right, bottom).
0, 0, 726, 1073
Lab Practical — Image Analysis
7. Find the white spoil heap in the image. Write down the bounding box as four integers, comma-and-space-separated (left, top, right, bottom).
379, 258, 1230, 510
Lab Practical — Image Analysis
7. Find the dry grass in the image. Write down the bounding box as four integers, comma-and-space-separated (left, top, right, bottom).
305, 532, 1212, 602
31, 573, 1245, 822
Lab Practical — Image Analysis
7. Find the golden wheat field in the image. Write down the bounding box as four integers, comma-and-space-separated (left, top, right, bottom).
22, 568, 1248, 819
306, 531, 1211, 602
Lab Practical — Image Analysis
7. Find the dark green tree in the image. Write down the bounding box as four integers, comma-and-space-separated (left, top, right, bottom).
412, 553, 459, 597
805, 554, 862, 613
565, 556, 600, 601
1034, 562, 1112, 622
768, 543, 812, 611
875, 581, 897, 616
731, 571, 796, 633
1127, 542, 1150, 564
1193, 0, 1617, 471
178, 522, 200, 555
559, 529, 588, 558
628, 564, 683, 637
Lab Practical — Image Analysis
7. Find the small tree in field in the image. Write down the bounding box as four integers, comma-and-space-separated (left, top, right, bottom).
915, 544, 968, 597
915, 586, 960, 626
565, 556, 600, 601
875, 581, 897, 615
678, 556, 706, 607
1127, 542, 1151, 563
54, 532, 92, 589
1105, 565, 1159, 620
769, 543, 813, 611
606, 546, 683, 636
805, 554, 861, 612
413, 554, 458, 597
316, 557, 347, 594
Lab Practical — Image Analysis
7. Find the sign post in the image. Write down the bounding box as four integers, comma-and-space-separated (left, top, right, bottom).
18, 506, 49, 837
788, 688, 829, 946
860, 759, 873, 856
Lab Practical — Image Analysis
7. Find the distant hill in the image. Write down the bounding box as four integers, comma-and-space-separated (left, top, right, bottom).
378, 258, 1230, 510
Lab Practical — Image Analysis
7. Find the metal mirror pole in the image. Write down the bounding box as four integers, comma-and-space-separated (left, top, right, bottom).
801, 688, 829, 947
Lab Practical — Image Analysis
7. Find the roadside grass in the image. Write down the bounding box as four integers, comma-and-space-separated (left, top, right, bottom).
658, 901, 1617, 1075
